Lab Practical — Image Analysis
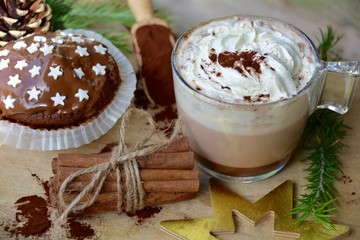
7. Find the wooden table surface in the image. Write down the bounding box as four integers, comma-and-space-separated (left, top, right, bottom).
0, 0, 359, 239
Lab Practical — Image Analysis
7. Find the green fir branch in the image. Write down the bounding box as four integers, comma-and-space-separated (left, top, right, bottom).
47, 0, 135, 29
291, 26, 348, 228
46, 0, 135, 52
59, 0, 135, 29
46, 0, 73, 30
317, 26, 344, 61
46, 0, 171, 53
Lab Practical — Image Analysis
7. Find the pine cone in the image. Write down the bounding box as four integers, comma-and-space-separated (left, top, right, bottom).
0, 0, 52, 47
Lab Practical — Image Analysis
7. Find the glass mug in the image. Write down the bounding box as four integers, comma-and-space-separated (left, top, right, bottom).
172, 15, 360, 182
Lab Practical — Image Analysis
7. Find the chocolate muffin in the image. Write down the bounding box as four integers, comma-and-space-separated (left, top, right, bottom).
0, 32, 121, 129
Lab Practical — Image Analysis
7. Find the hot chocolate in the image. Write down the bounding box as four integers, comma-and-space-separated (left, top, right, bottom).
175, 16, 316, 104
172, 16, 319, 181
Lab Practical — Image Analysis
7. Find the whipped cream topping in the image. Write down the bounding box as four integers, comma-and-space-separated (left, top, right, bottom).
175, 16, 317, 103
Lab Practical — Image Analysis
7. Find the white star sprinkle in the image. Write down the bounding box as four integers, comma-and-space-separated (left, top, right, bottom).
7, 74, 22, 88
75, 89, 89, 102
48, 65, 63, 80
92, 63, 106, 75
94, 44, 107, 55
51, 38, 64, 44
27, 86, 42, 101
0, 58, 10, 70
34, 36, 47, 42
3, 95, 16, 109
75, 46, 89, 57
71, 36, 84, 44
51, 92, 66, 106
39, 43, 54, 56
74, 67, 85, 79
27, 43, 39, 54
14, 60, 28, 70
13, 41, 27, 50
29, 65, 41, 77
0, 49, 9, 56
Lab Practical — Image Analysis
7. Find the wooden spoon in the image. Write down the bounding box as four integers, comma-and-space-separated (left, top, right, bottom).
128, 0, 176, 106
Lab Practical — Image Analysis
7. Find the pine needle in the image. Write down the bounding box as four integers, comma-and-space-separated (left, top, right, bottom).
291, 26, 348, 228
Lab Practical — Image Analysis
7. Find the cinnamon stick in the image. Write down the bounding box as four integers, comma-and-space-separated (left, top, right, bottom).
52, 136, 191, 173
140, 169, 198, 180
100, 136, 189, 154
55, 167, 199, 182
50, 188, 195, 215
82, 192, 195, 215
158, 136, 189, 152
64, 179, 200, 193
53, 151, 195, 174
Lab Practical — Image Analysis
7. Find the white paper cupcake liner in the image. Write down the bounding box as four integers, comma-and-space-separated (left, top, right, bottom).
0, 29, 136, 151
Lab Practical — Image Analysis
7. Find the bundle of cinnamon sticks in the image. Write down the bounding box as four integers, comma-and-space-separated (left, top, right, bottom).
49, 137, 200, 216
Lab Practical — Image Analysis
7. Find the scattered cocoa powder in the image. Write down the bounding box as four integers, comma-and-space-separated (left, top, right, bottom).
1, 173, 52, 238
134, 88, 151, 110
154, 106, 177, 123
207, 49, 273, 102
3, 195, 51, 238
243, 94, 270, 103
209, 48, 217, 62
154, 106, 178, 137
31, 173, 50, 202
243, 96, 252, 102
33, 170, 96, 239
133, 87, 178, 137
135, 24, 175, 105
67, 218, 95, 240
210, 50, 264, 76
341, 175, 358, 206
346, 199, 359, 205
126, 206, 162, 225
342, 175, 353, 184
2, 172, 97, 239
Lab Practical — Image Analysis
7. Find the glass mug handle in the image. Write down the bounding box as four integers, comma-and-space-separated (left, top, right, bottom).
316, 61, 360, 114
